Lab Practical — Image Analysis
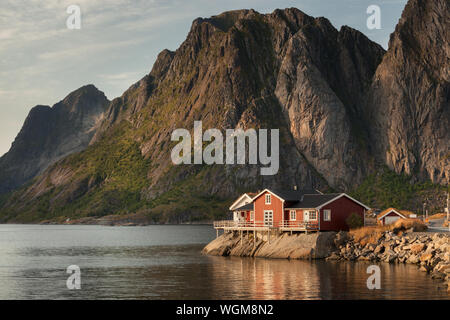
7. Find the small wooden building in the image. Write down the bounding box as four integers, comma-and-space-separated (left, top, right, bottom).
377, 208, 417, 225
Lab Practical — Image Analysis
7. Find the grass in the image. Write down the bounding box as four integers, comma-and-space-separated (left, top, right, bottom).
350, 167, 446, 213
425, 213, 447, 221
350, 219, 428, 246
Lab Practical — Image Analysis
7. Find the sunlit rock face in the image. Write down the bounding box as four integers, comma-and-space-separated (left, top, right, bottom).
363, 0, 450, 185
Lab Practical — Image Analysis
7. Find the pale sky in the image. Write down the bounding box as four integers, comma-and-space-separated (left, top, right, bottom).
0, 0, 407, 156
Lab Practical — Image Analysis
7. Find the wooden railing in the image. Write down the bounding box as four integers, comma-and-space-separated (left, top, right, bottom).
213, 220, 319, 230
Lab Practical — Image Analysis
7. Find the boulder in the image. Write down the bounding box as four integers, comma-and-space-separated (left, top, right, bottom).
407, 254, 420, 264
420, 253, 433, 263
410, 243, 426, 254
334, 231, 349, 247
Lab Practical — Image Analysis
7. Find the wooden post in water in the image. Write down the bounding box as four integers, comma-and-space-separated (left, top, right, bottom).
216, 229, 218, 239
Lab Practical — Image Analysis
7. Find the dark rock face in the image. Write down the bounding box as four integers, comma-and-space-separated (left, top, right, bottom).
0, 85, 109, 193
364, 0, 450, 184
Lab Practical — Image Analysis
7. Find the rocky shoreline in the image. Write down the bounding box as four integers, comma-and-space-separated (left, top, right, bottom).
203, 229, 450, 293
328, 230, 450, 292
202, 231, 336, 259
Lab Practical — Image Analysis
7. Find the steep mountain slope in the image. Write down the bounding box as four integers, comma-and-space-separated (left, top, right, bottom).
364, 0, 449, 184
0, 0, 448, 223
0, 85, 109, 194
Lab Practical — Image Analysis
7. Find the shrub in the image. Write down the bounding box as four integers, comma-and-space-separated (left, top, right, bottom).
350, 225, 390, 246
350, 218, 428, 246
393, 218, 427, 232
346, 212, 364, 230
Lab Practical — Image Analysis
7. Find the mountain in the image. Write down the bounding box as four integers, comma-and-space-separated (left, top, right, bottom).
364, 0, 449, 185
0, 0, 448, 223
0, 85, 109, 194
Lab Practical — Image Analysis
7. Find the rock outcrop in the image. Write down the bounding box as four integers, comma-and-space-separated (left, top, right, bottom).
364, 0, 449, 184
0, 85, 109, 194
202, 231, 336, 259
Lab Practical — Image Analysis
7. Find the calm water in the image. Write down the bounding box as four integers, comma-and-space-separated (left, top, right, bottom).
0, 224, 448, 300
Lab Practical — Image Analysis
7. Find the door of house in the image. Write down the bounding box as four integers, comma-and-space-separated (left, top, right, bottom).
264, 211, 273, 227
385, 216, 400, 225
304, 211, 310, 223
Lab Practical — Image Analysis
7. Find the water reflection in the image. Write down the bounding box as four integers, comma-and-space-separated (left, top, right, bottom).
0, 225, 448, 300
205, 256, 449, 300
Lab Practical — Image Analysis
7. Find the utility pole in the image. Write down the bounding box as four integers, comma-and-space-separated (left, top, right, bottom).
423, 202, 426, 221
447, 191, 449, 231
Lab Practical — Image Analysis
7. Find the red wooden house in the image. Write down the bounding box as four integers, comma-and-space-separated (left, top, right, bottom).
215, 188, 370, 232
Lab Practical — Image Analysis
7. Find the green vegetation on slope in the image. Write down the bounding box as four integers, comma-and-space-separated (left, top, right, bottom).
350, 167, 447, 214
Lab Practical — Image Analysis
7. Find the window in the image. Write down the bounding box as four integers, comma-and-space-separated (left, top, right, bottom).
250, 212, 254, 221
265, 194, 271, 204
324, 209, 331, 221
264, 211, 273, 226
290, 210, 296, 221
309, 210, 317, 220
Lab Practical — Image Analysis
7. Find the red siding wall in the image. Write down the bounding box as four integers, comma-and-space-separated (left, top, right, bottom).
284, 209, 308, 222
319, 196, 366, 231
254, 191, 284, 225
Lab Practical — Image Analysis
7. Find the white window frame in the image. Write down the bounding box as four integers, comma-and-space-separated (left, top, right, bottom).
290, 210, 296, 221
264, 210, 273, 227
265, 194, 271, 204
250, 211, 254, 221
323, 209, 331, 221
308, 210, 318, 221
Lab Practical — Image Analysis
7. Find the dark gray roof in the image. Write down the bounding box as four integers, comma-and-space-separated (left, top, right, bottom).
285, 193, 342, 209
270, 189, 321, 201
234, 203, 254, 211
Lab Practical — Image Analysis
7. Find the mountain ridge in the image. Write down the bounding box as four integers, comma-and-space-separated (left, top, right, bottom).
0, 84, 109, 194
0, 0, 448, 223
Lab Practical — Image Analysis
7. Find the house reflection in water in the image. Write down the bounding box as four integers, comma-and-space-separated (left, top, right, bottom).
206, 256, 321, 300
205, 256, 446, 300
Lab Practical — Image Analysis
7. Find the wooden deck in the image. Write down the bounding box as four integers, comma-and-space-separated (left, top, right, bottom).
213, 220, 319, 232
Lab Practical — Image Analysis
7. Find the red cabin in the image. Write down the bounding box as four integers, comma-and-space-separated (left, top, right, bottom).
217, 188, 370, 232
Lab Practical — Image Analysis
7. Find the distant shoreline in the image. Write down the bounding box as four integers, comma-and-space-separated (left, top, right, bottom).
1, 214, 214, 226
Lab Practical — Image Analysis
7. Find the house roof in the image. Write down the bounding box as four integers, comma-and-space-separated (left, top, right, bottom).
271, 189, 321, 201
377, 208, 416, 220
234, 203, 254, 211
229, 193, 255, 211
285, 194, 341, 209
253, 188, 321, 202
232, 189, 371, 211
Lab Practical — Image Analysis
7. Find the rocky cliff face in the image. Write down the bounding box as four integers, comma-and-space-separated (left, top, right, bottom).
0, 0, 448, 222
0, 85, 109, 194
364, 0, 449, 184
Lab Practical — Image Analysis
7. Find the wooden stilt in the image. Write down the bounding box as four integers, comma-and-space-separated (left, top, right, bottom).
254, 231, 256, 247
216, 229, 218, 238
